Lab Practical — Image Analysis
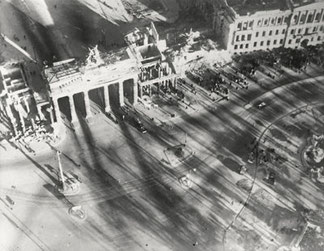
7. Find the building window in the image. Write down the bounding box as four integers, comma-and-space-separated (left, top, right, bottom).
293, 14, 298, 24
278, 17, 282, 24
290, 29, 295, 35
237, 22, 242, 30
275, 30, 279, 35
234, 45, 238, 49
307, 13, 314, 23
242, 34, 245, 41
247, 34, 252, 41
305, 28, 309, 34
320, 26, 324, 32
296, 38, 300, 44
273, 40, 277, 45
280, 39, 284, 44
236, 35, 240, 42
300, 13, 306, 24
313, 26, 318, 32
253, 41, 257, 47
269, 30, 272, 36
311, 37, 314, 42
284, 16, 289, 23
264, 19, 268, 26
262, 31, 266, 36
267, 40, 271, 46
288, 39, 292, 44
282, 29, 286, 34
318, 36, 321, 41
256, 32, 259, 37
315, 12, 321, 22
298, 28, 302, 34
249, 21, 254, 28
245, 44, 249, 48
271, 18, 276, 25
260, 41, 264, 46
257, 20, 262, 26
243, 22, 248, 30
240, 44, 243, 49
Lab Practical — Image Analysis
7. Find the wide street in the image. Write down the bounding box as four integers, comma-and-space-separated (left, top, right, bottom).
1, 58, 324, 251
1, 1, 324, 251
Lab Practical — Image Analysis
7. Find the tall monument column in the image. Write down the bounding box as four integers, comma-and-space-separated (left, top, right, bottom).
103, 85, 110, 112
118, 82, 124, 106
84, 91, 91, 119
69, 95, 78, 123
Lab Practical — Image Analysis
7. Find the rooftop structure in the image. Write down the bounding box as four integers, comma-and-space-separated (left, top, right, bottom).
0, 63, 29, 97
226, 0, 290, 16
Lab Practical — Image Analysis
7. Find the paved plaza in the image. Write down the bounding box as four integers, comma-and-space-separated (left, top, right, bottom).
1, 1, 324, 251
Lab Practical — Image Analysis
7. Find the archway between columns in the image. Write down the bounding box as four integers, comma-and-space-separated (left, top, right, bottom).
57, 96, 71, 121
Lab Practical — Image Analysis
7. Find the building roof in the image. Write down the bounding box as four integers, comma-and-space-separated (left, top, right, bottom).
0, 63, 28, 95
290, 0, 317, 8
43, 47, 131, 85
43, 59, 81, 84
226, 0, 290, 16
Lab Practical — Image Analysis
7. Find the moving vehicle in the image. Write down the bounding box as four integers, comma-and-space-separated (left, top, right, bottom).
257, 101, 266, 109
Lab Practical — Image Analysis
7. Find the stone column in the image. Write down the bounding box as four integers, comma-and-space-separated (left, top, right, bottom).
37, 104, 45, 120
24, 96, 30, 113
69, 95, 77, 123
47, 106, 54, 124
84, 91, 91, 118
133, 78, 138, 105
139, 84, 143, 98
148, 85, 152, 96
53, 98, 61, 123
6, 105, 18, 135
119, 82, 124, 106
16, 107, 25, 133
174, 77, 177, 89
157, 82, 160, 95
104, 85, 110, 112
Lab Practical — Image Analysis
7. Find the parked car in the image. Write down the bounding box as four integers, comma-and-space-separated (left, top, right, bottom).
6, 195, 15, 205
133, 118, 147, 134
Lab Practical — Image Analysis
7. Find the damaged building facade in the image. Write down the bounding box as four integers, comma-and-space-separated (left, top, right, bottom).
41, 22, 178, 125
0, 63, 39, 135
180, 0, 324, 54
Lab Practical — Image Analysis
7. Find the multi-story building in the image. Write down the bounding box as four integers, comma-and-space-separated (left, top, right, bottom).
192, 0, 324, 54
286, 1, 324, 49
0, 63, 37, 134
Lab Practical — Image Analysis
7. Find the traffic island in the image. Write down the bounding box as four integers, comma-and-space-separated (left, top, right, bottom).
69, 205, 86, 221
163, 144, 194, 168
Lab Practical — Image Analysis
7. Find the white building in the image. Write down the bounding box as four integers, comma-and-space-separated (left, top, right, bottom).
192, 0, 324, 54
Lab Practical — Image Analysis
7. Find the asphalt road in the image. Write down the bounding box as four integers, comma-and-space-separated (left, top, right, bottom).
1, 1, 324, 250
